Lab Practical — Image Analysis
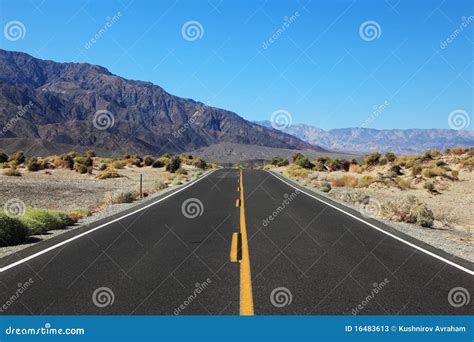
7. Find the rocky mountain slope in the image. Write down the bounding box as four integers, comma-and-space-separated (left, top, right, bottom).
0, 49, 319, 156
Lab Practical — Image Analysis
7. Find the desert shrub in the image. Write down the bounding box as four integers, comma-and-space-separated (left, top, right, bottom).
365, 152, 381, 166
384, 152, 397, 162
411, 163, 422, 176
112, 160, 127, 169
271, 156, 289, 167
74, 156, 93, 167
20, 208, 73, 234
85, 150, 96, 158
143, 155, 155, 166
60, 154, 75, 170
96, 168, 122, 179
9, 151, 25, 164
451, 170, 459, 180
349, 163, 363, 173
166, 156, 182, 173
381, 195, 434, 227
26, 157, 42, 172
4, 168, 21, 176
0, 152, 8, 163
286, 164, 309, 178
152, 159, 166, 168
0, 213, 29, 247
293, 154, 313, 169
103, 190, 137, 205
338, 191, 369, 204
397, 178, 413, 190
70, 208, 92, 220
176, 168, 188, 175
193, 158, 208, 169
421, 167, 445, 178
98, 163, 108, 171
357, 175, 375, 187
128, 158, 143, 167
424, 181, 436, 193
331, 175, 357, 187
449, 147, 466, 156
389, 165, 403, 175
74, 163, 88, 174
319, 182, 331, 193
312, 159, 326, 171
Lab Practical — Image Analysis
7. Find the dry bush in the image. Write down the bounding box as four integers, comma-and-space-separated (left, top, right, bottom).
349, 163, 363, 173
286, 164, 309, 178
112, 160, 127, 169
421, 167, 445, 178
331, 175, 357, 187
381, 195, 434, 227
357, 175, 375, 187
397, 178, 413, 190
451, 169, 459, 180
103, 190, 137, 206
96, 168, 122, 179
4, 167, 21, 176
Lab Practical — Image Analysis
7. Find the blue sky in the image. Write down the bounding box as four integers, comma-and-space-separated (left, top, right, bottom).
0, 0, 472, 130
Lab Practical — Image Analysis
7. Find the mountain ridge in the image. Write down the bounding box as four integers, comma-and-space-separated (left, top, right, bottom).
0, 49, 320, 156
255, 120, 474, 154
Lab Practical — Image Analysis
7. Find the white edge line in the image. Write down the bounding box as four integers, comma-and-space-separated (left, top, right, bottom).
267, 171, 474, 276
0, 169, 216, 273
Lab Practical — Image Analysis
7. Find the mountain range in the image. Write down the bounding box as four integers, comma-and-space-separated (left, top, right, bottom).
255, 121, 474, 154
0, 49, 317, 157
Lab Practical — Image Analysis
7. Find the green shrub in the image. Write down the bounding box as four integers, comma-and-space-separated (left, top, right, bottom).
193, 158, 207, 169
271, 156, 289, 167
20, 208, 73, 234
421, 167, 445, 178
61, 154, 74, 170
365, 153, 381, 166
74, 163, 88, 174
381, 195, 434, 227
166, 156, 182, 173
384, 152, 397, 162
0, 213, 29, 247
293, 153, 313, 169
286, 164, 309, 178
152, 159, 166, 168
4, 167, 21, 176
411, 163, 422, 176
176, 168, 188, 175
424, 181, 436, 193
319, 182, 332, 193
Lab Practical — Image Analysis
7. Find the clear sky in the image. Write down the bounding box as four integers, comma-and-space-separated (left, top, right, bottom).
0, 0, 472, 130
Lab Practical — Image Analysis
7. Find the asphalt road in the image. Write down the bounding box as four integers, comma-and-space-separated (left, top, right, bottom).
0, 168, 472, 315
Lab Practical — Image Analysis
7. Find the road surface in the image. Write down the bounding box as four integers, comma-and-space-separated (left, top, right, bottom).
0, 169, 472, 315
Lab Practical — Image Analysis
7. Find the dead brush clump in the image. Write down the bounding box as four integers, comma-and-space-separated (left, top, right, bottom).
331, 175, 357, 187
381, 195, 434, 227
102, 190, 138, 206
96, 168, 122, 179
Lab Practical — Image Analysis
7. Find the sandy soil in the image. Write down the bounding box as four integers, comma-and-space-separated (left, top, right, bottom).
0, 165, 201, 213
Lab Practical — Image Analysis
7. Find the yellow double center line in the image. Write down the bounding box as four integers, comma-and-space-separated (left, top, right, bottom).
239, 168, 254, 315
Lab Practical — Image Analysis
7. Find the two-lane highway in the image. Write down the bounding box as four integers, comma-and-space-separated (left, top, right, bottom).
0, 168, 472, 315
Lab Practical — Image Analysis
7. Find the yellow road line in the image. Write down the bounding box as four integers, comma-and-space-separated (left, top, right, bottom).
239, 168, 254, 315
230, 232, 240, 263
